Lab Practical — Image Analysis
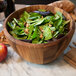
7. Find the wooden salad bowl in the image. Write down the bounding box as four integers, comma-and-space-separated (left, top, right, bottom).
3, 5, 75, 64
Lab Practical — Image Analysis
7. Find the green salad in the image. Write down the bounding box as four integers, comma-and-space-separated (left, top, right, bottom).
7, 9, 70, 44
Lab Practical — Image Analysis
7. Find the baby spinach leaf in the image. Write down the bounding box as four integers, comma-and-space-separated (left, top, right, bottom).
7, 21, 16, 29
59, 20, 70, 33
32, 38, 39, 44
13, 27, 25, 36
27, 19, 40, 24
8, 10, 70, 44
14, 30, 25, 36
10, 31, 18, 39
63, 20, 70, 27
56, 17, 62, 29
20, 17, 25, 22
34, 18, 45, 26
18, 21, 24, 28
10, 31, 27, 39
29, 12, 41, 20
54, 11, 63, 29
56, 11, 62, 17
32, 37, 44, 44
38, 37, 44, 44
53, 31, 59, 38
32, 26, 38, 39
44, 16, 54, 23
20, 11, 30, 22
49, 21, 53, 24
59, 26, 64, 33
26, 20, 34, 24
38, 9, 46, 12
23, 11, 30, 20
29, 16, 40, 20
14, 18, 24, 28
43, 26, 52, 40
54, 14, 60, 20
38, 40, 43, 44
44, 41, 48, 43
27, 24, 34, 40
13, 18, 18, 24
30, 12, 41, 16
50, 27, 56, 31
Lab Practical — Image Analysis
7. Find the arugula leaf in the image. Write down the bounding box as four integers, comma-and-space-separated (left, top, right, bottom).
43, 26, 52, 40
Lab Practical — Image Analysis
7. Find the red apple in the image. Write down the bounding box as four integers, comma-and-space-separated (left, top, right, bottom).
0, 43, 7, 62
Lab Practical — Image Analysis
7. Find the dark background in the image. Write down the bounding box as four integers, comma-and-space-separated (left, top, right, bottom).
15, 0, 59, 5
15, 0, 76, 5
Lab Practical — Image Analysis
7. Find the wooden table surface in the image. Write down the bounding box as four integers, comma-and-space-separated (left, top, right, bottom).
0, 4, 76, 76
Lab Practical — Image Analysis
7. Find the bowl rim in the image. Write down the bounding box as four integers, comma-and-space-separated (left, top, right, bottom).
3, 5, 75, 47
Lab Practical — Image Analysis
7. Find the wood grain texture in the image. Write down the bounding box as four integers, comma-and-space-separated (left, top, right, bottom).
70, 13, 76, 21
48, 0, 75, 12
64, 42, 76, 68
0, 30, 8, 44
3, 5, 75, 64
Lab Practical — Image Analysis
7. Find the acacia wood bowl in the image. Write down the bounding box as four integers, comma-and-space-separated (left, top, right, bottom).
3, 5, 75, 64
